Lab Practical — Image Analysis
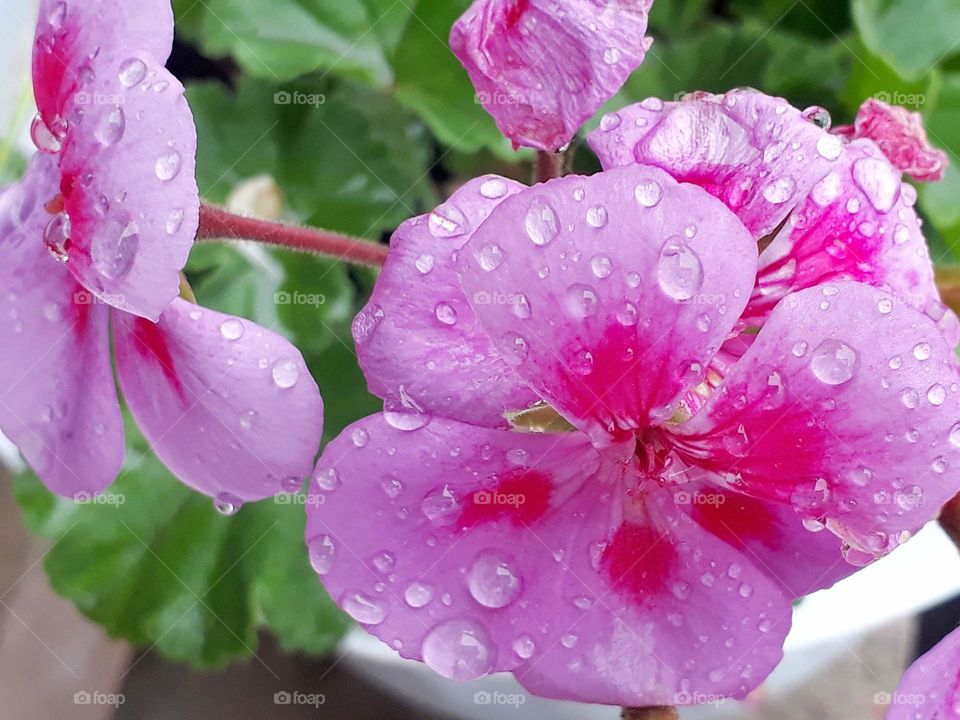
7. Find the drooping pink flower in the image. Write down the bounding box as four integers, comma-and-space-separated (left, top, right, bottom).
450, 0, 654, 152
886, 625, 960, 719
0, 0, 323, 502
306, 168, 960, 706
833, 98, 948, 183
588, 90, 959, 345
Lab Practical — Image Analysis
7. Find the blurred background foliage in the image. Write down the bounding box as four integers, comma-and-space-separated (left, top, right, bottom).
10, 0, 960, 667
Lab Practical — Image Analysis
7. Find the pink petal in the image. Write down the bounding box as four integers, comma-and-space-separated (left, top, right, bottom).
355, 176, 538, 428
834, 98, 948, 183
674, 282, 960, 566
451, 0, 653, 151
588, 90, 838, 237
305, 414, 791, 706
457, 165, 757, 440
750, 140, 953, 343
33, 0, 198, 321
888, 625, 960, 719
113, 299, 323, 502
677, 475, 852, 598
0, 156, 123, 496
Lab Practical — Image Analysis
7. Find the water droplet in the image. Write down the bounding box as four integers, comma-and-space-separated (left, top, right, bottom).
422, 619, 494, 680
586, 205, 608, 228
166, 208, 184, 235
525, 197, 560, 246
616, 302, 638, 326
500, 332, 529, 362
429, 202, 468, 238
565, 284, 599, 318
913, 342, 932, 361
435, 302, 457, 326
343, 592, 386, 625
351, 428, 370, 447
762, 177, 796, 205
590, 254, 613, 279
657, 238, 704, 301
30, 114, 63, 153
811, 172, 842, 206
43, 212, 71, 262
893, 224, 910, 245
900, 387, 919, 409
271, 359, 300, 388
404, 581, 434, 608
92, 220, 139, 279
950, 423, 960, 449
118, 57, 147, 87
878, 298, 893, 314
94, 107, 125, 146
315, 467, 341, 491
599, 112, 621, 131
810, 339, 857, 385
512, 294, 532, 319
634, 180, 663, 207
791, 340, 808, 357
468, 552, 521, 608
479, 178, 508, 199
214, 492, 242, 516
384, 409, 430, 431
47, 1, 67, 28
372, 551, 396, 574
815, 134, 843, 160
478, 243, 504, 271
927, 384, 947, 406
415, 253, 435, 274
512, 634, 536, 659
219, 319, 244, 340
603, 46, 622, 64
421, 485, 459, 525
308, 535, 336, 575
155, 151, 182, 181
852, 157, 899, 213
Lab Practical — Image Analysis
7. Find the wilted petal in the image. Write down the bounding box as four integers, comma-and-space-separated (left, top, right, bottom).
458, 165, 756, 440
588, 90, 836, 237
354, 176, 538, 428
834, 98, 948, 182
887, 625, 960, 719
675, 283, 960, 565
113, 299, 323, 501
33, 0, 198, 321
0, 156, 123, 496
305, 414, 790, 706
451, 0, 653, 151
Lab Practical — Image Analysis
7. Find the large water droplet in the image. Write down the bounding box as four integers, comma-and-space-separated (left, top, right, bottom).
585, 205, 608, 228
421, 485, 459, 525
657, 238, 704, 301
429, 202, 468, 238
343, 591, 386, 625
214, 492, 242, 516
590, 254, 612, 279
435, 302, 458, 326
762, 177, 796, 205
810, 339, 857, 385
913, 342, 932, 361
271, 359, 300, 388
155, 151, 182, 181
467, 551, 521, 608
92, 220, 139, 279
815, 134, 843, 160
118, 57, 148, 87
525, 197, 560, 246
404, 581, 434, 608
308, 535, 336, 575
565, 284, 599, 318
415, 253, 435, 274
383, 411, 430, 431
852, 157, 899, 213
94, 106, 125, 147
512, 634, 536, 659
43, 212, 71, 262
477, 243, 504, 271
421, 619, 494, 680
634, 180, 663, 207
479, 178, 508, 199
219, 318, 244, 340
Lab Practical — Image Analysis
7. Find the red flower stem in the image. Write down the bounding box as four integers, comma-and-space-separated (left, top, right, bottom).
535, 150, 565, 183
197, 203, 388, 268
621, 707, 678, 720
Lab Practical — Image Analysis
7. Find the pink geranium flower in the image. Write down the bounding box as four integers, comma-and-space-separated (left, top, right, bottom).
0, 0, 323, 502
886, 625, 960, 719
306, 165, 960, 706
451, 0, 654, 152
588, 89, 959, 343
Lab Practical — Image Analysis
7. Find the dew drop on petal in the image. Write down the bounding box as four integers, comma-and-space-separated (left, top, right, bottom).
315, 467, 341, 491
565, 284, 599, 318
927, 384, 947, 406
351, 428, 370, 447
900, 387, 919, 409
479, 178, 508, 199
271, 359, 300, 388
214, 492, 242, 516
429, 202, 468, 238
166, 207, 184, 235
383, 411, 430, 431
155, 151, 182, 181
421, 619, 494, 680
478, 243, 504, 271
585, 205, 608, 228
30, 114, 62, 154
343, 592, 386, 625
512, 634, 536, 659
852, 157, 899, 213
94, 106, 125, 147
468, 552, 521, 608
43, 212, 71, 262
809, 339, 857, 385
590, 254, 613, 279
308, 535, 336, 575
118, 57, 148, 87
913, 342, 932, 361
415, 253, 435, 274
92, 220, 139, 279
948, 422, 960, 448
762, 177, 796, 205
634, 180, 663, 208
421, 485, 460, 525
815, 134, 843, 160
878, 298, 893, 314
657, 238, 704, 301
219, 318, 244, 340
525, 197, 560, 246
404, 582, 434, 608
435, 302, 458, 326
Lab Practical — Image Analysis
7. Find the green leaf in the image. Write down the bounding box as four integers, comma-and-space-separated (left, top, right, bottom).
853, 0, 960, 81
14, 432, 351, 667
917, 75, 960, 263
841, 39, 941, 117
729, 0, 851, 39
390, 0, 519, 160
648, 0, 711, 37
173, 0, 401, 85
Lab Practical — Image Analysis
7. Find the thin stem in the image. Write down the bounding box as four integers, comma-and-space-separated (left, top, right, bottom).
939, 494, 960, 551
198, 203, 388, 268
535, 150, 565, 183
